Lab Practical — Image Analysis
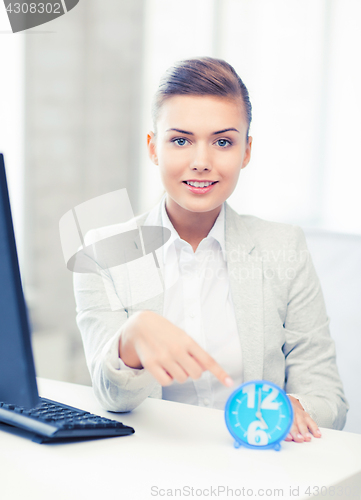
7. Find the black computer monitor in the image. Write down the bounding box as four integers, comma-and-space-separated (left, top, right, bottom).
0, 153, 39, 408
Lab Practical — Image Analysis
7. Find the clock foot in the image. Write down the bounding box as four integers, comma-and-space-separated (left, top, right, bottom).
234, 441, 241, 449
274, 443, 281, 451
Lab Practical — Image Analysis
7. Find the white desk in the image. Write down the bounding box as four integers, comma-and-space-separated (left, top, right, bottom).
1, 378, 360, 500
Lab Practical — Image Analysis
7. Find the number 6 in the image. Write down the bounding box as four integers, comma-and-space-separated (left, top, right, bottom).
247, 420, 268, 445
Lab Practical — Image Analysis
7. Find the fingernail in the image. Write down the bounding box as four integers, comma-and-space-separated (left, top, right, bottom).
316, 429, 322, 436
305, 433, 312, 439
297, 433, 304, 439
286, 433, 292, 439
225, 377, 234, 387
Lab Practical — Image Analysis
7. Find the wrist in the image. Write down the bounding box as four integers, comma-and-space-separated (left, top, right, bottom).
118, 313, 144, 369
288, 394, 304, 411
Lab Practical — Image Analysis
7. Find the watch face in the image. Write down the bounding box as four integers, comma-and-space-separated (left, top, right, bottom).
225, 380, 294, 449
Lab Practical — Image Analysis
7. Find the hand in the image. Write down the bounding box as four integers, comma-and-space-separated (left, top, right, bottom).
285, 395, 322, 443
119, 310, 234, 388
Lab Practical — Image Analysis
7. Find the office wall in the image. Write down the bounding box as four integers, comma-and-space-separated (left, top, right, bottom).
25, 0, 146, 383
140, 0, 361, 234
0, 12, 25, 263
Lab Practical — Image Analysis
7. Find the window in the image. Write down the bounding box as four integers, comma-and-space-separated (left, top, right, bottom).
140, 0, 361, 234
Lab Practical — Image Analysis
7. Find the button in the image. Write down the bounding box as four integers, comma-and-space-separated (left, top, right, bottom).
188, 309, 196, 318
203, 398, 210, 406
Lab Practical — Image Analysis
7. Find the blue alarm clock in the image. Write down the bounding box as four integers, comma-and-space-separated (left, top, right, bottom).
225, 380, 294, 451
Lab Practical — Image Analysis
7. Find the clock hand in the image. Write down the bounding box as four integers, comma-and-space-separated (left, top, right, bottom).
258, 415, 268, 429
255, 389, 268, 429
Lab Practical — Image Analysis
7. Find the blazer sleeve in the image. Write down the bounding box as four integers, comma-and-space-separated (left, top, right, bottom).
282, 226, 349, 429
73, 248, 161, 413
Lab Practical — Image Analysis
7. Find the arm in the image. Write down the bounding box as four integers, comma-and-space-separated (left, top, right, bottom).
73, 249, 233, 412
73, 265, 161, 413
283, 226, 349, 431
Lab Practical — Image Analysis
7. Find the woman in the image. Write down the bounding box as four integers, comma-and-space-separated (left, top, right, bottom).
73, 57, 348, 443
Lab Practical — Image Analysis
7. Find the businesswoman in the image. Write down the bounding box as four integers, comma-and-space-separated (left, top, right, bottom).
74, 57, 348, 443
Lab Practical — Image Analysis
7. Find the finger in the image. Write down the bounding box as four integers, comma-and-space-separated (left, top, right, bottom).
189, 344, 233, 387
288, 421, 304, 443
161, 360, 189, 384
144, 363, 174, 386
295, 410, 321, 441
307, 418, 322, 438
297, 417, 312, 442
179, 353, 204, 381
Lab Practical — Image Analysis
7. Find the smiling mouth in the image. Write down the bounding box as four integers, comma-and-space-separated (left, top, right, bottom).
182, 181, 218, 185
182, 181, 218, 194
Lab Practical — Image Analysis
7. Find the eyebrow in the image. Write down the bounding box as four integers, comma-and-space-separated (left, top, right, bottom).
166, 127, 240, 135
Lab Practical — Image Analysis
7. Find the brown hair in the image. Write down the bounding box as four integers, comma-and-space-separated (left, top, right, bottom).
151, 56, 252, 139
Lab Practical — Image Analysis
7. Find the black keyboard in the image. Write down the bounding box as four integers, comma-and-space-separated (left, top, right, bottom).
0, 397, 134, 443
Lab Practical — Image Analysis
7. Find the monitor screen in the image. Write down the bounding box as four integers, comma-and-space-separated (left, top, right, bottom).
0, 154, 39, 408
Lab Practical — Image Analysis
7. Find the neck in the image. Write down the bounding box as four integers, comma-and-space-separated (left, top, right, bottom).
165, 196, 222, 245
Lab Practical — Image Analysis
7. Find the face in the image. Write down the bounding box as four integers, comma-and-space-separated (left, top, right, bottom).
147, 94, 252, 221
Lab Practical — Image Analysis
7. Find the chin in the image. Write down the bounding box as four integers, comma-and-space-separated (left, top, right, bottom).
185, 201, 222, 214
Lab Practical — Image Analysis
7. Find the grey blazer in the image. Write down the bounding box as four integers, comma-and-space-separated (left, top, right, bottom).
73, 199, 349, 429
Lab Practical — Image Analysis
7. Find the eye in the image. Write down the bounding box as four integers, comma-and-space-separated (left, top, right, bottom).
172, 137, 189, 147
215, 138, 232, 148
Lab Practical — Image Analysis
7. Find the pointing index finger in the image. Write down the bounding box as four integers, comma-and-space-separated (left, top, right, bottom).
192, 345, 234, 387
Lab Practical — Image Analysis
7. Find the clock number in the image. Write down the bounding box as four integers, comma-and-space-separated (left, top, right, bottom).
261, 384, 279, 410
242, 383, 255, 408
247, 420, 268, 446
241, 383, 279, 410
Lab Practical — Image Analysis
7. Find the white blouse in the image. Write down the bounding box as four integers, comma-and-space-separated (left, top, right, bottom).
160, 198, 243, 409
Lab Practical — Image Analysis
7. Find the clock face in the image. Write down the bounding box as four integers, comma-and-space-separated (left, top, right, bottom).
225, 380, 294, 449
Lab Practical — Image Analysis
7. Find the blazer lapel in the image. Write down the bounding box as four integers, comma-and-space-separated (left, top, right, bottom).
224, 202, 264, 382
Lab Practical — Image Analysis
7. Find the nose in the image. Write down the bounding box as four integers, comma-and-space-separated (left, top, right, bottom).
190, 142, 211, 171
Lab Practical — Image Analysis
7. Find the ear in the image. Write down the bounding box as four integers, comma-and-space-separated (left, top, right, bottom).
147, 131, 158, 165
241, 136, 252, 170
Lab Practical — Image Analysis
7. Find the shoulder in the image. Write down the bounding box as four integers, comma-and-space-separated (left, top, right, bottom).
226, 204, 307, 254
244, 214, 305, 247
